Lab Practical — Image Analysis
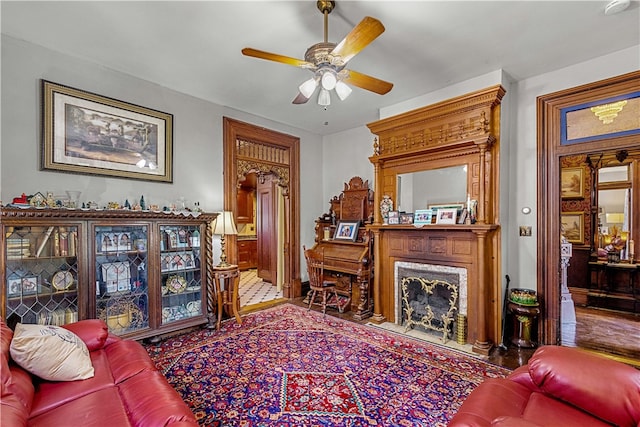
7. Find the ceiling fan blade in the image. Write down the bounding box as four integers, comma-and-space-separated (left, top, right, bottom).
292, 92, 310, 104
242, 48, 315, 69
343, 69, 393, 95
330, 17, 385, 65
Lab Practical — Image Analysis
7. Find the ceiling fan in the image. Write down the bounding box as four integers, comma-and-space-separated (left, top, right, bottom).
242, 0, 393, 106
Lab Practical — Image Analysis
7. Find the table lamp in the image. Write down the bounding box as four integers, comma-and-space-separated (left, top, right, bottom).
213, 211, 238, 267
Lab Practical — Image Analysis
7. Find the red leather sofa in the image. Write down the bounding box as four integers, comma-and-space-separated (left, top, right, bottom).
1, 318, 197, 426
449, 345, 640, 427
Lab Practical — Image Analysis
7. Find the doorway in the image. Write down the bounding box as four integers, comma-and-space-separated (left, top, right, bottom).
537, 71, 640, 364
222, 117, 302, 309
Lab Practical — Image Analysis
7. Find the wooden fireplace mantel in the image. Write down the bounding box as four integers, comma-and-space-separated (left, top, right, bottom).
366, 85, 505, 355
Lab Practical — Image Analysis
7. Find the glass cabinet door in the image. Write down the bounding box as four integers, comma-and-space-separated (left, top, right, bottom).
94, 225, 149, 335
4, 225, 79, 325
159, 225, 203, 324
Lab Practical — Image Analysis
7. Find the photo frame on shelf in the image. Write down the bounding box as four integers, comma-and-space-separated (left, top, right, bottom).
7, 275, 39, 297
428, 203, 464, 211
333, 221, 360, 242
414, 209, 433, 226
388, 211, 400, 225
435, 208, 458, 225
41, 80, 173, 182
561, 211, 585, 244
457, 208, 469, 224
399, 212, 414, 224
561, 167, 585, 199
100, 232, 132, 252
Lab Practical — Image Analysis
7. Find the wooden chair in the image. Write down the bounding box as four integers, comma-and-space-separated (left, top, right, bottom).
304, 246, 340, 316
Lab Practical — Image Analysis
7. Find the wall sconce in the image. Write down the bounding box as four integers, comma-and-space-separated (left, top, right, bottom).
213, 211, 238, 268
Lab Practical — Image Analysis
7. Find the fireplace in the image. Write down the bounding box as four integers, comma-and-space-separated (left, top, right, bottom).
395, 262, 468, 343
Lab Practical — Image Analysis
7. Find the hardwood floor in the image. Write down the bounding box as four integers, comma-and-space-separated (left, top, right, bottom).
572, 306, 640, 364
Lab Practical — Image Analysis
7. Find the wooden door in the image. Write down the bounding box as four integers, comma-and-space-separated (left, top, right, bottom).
257, 175, 277, 283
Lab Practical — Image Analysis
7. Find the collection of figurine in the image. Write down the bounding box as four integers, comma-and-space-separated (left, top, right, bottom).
7, 191, 203, 213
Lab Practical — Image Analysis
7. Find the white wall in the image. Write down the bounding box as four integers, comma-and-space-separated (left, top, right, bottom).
0, 35, 324, 271
507, 45, 639, 288
321, 125, 375, 210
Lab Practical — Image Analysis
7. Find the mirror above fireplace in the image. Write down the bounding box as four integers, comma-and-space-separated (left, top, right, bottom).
396, 166, 468, 214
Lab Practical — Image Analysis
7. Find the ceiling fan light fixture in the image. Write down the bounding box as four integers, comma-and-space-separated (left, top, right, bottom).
299, 77, 318, 98
335, 80, 352, 101
318, 88, 331, 106
320, 69, 337, 90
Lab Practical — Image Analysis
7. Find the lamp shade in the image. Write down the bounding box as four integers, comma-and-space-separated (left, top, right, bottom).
299, 77, 318, 98
318, 88, 331, 106
213, 211, 238, 235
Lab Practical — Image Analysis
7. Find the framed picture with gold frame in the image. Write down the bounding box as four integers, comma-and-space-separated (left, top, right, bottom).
41, 80, 173, 182
560, 167, 585, 199
561, 211, 584, 244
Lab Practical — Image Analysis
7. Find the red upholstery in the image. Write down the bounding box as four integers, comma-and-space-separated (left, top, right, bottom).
449, 345, 640, 427
1, 319, 197, 427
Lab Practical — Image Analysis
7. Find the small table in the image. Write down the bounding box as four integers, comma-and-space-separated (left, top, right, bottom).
212, 264, 242, 330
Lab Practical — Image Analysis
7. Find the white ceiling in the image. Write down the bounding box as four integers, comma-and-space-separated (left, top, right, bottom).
2, 1, 639, 135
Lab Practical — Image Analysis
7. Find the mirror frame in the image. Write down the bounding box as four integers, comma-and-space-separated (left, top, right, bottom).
367, 85, 506, 226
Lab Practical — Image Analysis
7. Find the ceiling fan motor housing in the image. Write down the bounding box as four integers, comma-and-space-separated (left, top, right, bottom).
304, 42, 339, 67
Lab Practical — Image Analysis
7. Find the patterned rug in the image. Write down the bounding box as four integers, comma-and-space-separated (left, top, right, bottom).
145, 303, 510, 426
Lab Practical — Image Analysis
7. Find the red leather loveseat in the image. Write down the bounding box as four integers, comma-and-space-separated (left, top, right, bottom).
449, 345, 640, 427
1, 318, 197, 426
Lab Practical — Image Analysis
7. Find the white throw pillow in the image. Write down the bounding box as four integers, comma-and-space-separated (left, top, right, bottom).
9, 323, 94, 381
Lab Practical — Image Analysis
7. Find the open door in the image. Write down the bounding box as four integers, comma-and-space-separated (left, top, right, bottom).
257, 174, 278, 283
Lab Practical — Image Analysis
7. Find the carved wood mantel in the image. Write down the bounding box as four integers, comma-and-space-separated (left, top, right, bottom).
366, 85, 505, 355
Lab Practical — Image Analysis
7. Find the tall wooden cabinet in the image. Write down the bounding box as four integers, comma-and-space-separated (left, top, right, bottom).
1, 207, 217, 341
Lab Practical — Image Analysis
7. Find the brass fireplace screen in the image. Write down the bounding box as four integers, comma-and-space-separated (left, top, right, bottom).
401, 276, 459, 343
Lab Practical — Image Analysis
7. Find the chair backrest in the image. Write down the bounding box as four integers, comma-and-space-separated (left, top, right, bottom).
304, 246, 327, 290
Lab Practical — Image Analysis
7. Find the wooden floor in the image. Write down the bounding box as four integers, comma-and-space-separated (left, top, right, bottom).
573, 306, 640, 362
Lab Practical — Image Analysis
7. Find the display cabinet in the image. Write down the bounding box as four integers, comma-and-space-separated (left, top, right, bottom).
1, 207, 217, 341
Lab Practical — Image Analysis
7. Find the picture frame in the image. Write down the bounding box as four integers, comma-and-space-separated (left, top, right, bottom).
414, 209, 434, 226
399, 212, 414, 224
334, 221, 360, 242
100, 232, 132, 252
561, 167, 585, 199
435, 208, 458, 225
7, 275, 39, 296
561, 212, 584, 244
428, 203, 464, 211
457, 208, 469, 224
388, 211, 400, 225
41, 80, 173, 182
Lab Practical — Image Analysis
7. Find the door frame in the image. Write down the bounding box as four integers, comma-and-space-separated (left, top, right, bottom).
222, 117, 302, 298
537, 71, 639, 345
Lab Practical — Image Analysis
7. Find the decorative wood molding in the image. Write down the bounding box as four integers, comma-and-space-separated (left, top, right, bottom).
537, 70, 640, 346
366, 85, 505, 354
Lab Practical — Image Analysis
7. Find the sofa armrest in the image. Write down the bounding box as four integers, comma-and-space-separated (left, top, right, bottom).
61, 319, 110, 352
528, 346, 640, 427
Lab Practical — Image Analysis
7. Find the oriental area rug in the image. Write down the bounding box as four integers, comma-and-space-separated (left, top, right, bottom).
145, 303, 510, 426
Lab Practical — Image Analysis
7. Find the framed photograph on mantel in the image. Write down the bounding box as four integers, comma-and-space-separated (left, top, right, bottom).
41, 80, 173, 182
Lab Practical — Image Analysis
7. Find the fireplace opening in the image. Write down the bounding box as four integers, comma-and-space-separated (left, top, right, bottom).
401, 277, 458, 342
395, 262, 467, 344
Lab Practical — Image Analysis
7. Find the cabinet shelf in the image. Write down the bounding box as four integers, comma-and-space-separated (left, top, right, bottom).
2, 207, 217, 339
